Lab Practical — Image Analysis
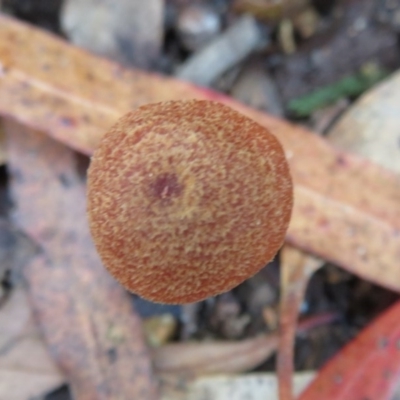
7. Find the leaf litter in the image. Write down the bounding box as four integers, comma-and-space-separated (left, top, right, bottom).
0, 3, 399, 400
0, 15, 399, 295
299, 55, 400, 400
4, 119, 159, 400
0, 288, 64, 400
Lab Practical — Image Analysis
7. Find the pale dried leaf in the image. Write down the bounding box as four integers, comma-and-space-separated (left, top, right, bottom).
154, 314, 332, 379
5, 120, 159, 400
160, 372, 315, 400
231, 61, 284, 116
0, 288, 64, 400
328, 70, 400, 173
153, 334, 279, 376
61, 0, 164, 68
176, 15, 264, 86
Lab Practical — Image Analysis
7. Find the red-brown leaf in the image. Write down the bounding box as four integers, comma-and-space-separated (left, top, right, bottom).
299, 300, 400, 400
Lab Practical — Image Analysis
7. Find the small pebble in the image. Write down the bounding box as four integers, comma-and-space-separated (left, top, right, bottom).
176, 15, 266, 86
177, 4, 221, 51
293, 7, 320, 39
279, 19, 296, 54
231, 61, 284, 116
144, 313, 177, 347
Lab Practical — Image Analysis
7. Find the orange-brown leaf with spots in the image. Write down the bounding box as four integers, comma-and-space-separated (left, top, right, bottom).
1, 15, 400, 293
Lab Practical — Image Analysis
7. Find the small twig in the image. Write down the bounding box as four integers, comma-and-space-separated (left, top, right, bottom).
277, 245, 324, 400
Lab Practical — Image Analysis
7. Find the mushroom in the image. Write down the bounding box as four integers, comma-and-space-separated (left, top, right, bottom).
87, 100, 293, 304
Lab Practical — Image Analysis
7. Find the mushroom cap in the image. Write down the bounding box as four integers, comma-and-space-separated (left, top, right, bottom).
87, 100, 293, 304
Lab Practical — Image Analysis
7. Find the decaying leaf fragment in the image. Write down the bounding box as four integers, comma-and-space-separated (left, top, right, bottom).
4, 120, 159, 400
0, 15, 400, 294
0, 288, 64, 400
61, 0, 164, 68
328, 70, 400, 173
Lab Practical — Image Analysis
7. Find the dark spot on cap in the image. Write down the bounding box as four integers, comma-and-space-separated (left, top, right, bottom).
151, 173, 183, 201
60, 116, 77, 127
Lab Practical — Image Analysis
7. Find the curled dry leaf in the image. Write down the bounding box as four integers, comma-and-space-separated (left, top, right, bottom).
4, 120, 159, 400
0, 16, 400, 293
328, 70, 400, 173
153, 314, 336, 377
153, 334, 279, 377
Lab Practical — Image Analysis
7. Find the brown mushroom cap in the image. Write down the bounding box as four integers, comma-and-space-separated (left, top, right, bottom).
87, 100, 293, 304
